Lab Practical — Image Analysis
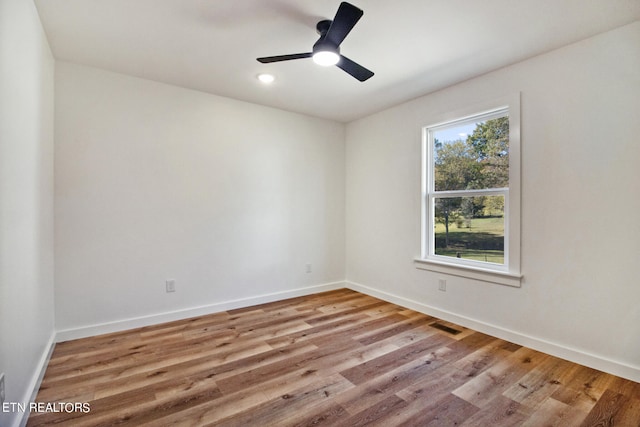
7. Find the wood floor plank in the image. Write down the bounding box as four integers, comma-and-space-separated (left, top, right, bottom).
285, 402, 350, 427
265, 313, 372, 348
614, 395, 640, 427
211, 373, 353, 427
280, 341, 400, 390
304, 300, 388, 325
452, 346, 550, 408
608, 374, 640, 397
335, 352, 443, 415
503, 354, 581, 412
460, 394, 529, 427
27, 289, 640, 427
395, 359, 471, 403
137, 382, 271, 426
355, 311, 435, 345
28, 389, 153, 426
333, 394, 409, 427
520, 396, 589, 427
451, 337, 512, 377
215, 337, 361, 395
36, 339, 275, 401
579, 388, 632, 427
339, 332, 455, 385
393, 393, 479, 427
336, 329, 492, 417
551, 364, 612, 411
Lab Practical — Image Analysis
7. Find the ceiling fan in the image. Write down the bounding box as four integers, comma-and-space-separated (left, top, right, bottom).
256, 2, 374, 82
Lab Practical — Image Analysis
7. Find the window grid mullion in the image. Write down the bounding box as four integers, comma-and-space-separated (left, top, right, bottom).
431, 188, 508, 198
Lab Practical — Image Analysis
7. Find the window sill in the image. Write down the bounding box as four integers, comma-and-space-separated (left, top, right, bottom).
414, 258, 522, 287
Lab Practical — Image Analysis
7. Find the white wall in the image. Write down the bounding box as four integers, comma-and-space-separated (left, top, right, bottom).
0, 0, 55, 426
54, 62, 345, 336
346, 22, 640, 381
4, 12, 637, 419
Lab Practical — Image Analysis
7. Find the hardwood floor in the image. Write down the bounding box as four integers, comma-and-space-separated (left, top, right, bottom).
28, 289, 640, 426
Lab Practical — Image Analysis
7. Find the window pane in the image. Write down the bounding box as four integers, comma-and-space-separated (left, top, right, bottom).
433, 116, 509, 191
434, 195, 505, 264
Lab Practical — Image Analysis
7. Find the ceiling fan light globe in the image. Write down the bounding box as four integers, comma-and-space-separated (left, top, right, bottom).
313, 51, 340, 67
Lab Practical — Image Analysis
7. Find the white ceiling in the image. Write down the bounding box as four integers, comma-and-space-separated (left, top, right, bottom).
35, 0, 640, 122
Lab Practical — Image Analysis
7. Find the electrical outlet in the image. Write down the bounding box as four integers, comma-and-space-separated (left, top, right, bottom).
166, 279, 176, 293
438, 278, 447, 292
0, 372, 5, 405
305, 263, 312, 273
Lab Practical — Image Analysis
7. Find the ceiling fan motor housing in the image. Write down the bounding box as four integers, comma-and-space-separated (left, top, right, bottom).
316, 19, 332, 35
313, 20, 340, 55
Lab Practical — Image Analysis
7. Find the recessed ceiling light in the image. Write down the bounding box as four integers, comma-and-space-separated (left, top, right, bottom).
257, 73, 275, 84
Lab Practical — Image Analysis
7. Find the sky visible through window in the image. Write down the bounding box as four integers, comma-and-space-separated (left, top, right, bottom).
434, 122, 478, 143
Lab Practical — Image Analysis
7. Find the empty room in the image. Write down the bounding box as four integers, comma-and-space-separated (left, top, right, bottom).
1, 0, 639, 426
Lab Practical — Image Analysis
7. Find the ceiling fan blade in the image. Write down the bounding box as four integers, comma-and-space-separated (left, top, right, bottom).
257, 53, 312, 63
325, 2, 363, 47
337, 55, 374, 82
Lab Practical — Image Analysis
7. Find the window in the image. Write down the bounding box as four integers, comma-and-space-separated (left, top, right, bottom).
417, 95, 521, 286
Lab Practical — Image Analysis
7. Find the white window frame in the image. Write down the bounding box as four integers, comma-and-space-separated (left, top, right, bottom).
415, 94, 522, 287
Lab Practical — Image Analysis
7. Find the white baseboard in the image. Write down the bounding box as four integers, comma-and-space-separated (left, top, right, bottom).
345, 280, 640, 383
15, 331, 56, 427
55, 281, 345, 342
